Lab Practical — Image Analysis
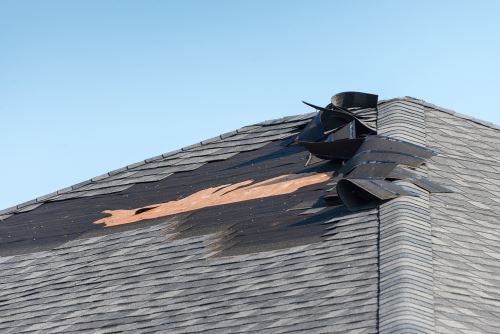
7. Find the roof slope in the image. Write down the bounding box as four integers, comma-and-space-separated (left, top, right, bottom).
1, 96, 500, 333
0, 213, 379, 333
426, 105, 500, 334
0, 109, 381, 333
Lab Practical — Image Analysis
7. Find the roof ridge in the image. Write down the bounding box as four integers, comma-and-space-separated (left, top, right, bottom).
380, 96, 500, 131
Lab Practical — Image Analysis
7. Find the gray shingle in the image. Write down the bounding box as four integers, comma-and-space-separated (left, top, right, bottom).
0, 214, 379, 333
377, 100, 436, 333
2, 96, 500, 334
426, 105, 500, 334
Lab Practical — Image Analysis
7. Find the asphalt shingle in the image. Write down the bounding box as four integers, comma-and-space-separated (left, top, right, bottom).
0, 211, 379, 333
426, 104, 500, 334
1, 96, 500, 333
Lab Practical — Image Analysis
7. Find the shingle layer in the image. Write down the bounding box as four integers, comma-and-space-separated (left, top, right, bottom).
1, 96, 500, 333
0, 210, 379, 333
0, 108, 382, 333
426, 104, 500, 334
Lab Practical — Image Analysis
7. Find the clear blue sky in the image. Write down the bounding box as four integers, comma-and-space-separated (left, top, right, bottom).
1, 0, 499, 210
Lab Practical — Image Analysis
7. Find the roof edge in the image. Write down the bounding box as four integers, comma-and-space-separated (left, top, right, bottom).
380, 96, 500, 131
0, 113, 313, 217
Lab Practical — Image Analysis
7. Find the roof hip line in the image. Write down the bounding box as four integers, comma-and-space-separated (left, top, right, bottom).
377, 100, 436, 333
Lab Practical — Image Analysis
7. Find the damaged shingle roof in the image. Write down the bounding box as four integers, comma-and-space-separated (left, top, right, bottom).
1, 95, 500, 333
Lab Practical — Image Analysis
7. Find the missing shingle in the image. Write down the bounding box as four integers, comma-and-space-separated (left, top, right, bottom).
0, 140, 340, 257
95, 172, 332, 227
